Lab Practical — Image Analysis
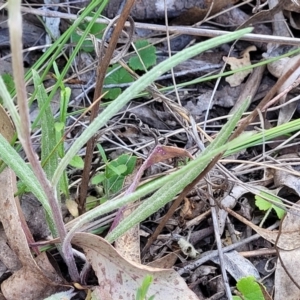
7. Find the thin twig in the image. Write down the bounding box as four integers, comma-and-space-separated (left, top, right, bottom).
5, 2, 300, 45
79, 0, 135, 214
177, 222, 279, 275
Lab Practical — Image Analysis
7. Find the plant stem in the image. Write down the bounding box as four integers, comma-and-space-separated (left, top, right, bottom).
7, 0, 79, 281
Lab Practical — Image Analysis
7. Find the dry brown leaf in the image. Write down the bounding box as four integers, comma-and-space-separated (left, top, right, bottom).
0, 104, 15, 143
114, 208, 141, 263
65, 199, 79, 217
218, 185, 249, 234
226, 208, 300, 251
285, 10, 300, 29
180, 197, 193, 219
72, 232, 200, 300
274, 169, 300, 197
284, 0, 300, 13
147, 250, 180, 269
0, 168, 66, 300
274, 200, 300, 300
277, 53, 300, 125
223, 46, 257, 87
267, 57, 290, 78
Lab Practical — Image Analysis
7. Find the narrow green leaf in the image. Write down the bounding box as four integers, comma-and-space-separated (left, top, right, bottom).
0, 134, 55, 232
54, 28, 254, 188
33, 70, 59, 180
97, 143, 108, 164
106, 97, 250, 242
65, 109, 300, 242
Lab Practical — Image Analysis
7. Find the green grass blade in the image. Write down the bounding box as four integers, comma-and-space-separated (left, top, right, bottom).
106, 98, 250, 242
33, 70, 59, 180
27, 1, 109, 132
0, 134, 56, 233
53, 28, 253, 187
65, 113, 300, 239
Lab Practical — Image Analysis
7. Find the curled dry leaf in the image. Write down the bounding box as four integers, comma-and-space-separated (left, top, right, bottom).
210, 250, 260, 281
0, 104, 15, 143
218, 185, 249, 235
223, 45, 257, 87
0, 168, 67, 300
274, 172, 300, 197
65, 199, 79, 217
276, 54, 300, 125
272, 154, 300, 195
267, 57, 290, 78
275, 200, 300, 300
72, 232, 199, 300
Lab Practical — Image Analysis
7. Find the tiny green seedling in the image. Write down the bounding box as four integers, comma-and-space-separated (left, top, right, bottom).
233, 276, 268, 300
90, 144, 137, 202
255, 190, 285, 226
91, 153, 137, 195
135, 275, 155, 300
69, 146, 137, 209
129, 40, 157, 71
103, 64, 134, 99
103, 40, 157, 100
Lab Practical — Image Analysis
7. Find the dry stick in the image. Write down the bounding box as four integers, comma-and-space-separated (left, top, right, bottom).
142, 150, 226, 257
206, 172, 232, 299
9, 3, 300, 46
230, 65, 266, 116
231, 55, 300, 140
177, 222, 279, 275
79, 0, 135, 214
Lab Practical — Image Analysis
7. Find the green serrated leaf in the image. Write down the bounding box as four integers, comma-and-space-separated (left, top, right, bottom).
236, 276, 264, 300
129, 40, 156, 71
255, 195, 272, 211
103, 64, 134, 100
255, 191, 285, 219
69, 155, 84, 169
